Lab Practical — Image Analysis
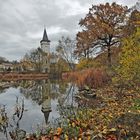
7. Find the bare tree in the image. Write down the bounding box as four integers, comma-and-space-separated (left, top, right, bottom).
56, 36, 76, 71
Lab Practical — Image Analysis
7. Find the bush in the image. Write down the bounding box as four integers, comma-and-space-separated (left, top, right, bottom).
114, 27, 140, 87
69, 68, 110, 89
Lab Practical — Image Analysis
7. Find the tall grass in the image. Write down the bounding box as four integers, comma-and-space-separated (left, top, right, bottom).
66, 68, 109, 89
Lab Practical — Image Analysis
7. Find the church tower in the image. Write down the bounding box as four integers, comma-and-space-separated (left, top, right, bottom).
40, 28, 50, 73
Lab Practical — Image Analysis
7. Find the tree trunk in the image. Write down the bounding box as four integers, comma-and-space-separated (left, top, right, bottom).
107, 45, 111, 67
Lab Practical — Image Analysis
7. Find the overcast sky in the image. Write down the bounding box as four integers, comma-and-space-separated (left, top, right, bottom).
0, 0, 138, 61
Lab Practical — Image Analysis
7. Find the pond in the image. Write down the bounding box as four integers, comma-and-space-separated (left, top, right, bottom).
0, 80, 78, 139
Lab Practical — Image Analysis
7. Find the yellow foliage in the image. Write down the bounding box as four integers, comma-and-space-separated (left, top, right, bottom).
76, 58, 99, 70
115, 27, 140, 85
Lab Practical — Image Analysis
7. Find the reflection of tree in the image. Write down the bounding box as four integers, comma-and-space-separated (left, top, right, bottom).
0, 87, 6, 94
58, 83, 77, 107
19, 80, 69, 124
9, 97, 26, 140
0, 81, 19, 94
0, 98, 26, 140
49, 80, 69, 99
19, 80, 69, 103
19, 80, 42, 104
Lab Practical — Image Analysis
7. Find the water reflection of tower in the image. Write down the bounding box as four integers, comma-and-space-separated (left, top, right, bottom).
41, 80, 51, 124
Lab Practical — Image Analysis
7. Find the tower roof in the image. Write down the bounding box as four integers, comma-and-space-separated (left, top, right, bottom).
40, 28, 50, 43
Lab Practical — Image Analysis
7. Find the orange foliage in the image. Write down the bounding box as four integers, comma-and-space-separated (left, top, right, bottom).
68, 68, 109, 89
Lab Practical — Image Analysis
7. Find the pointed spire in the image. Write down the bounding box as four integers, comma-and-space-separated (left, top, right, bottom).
40, 28, 50, 43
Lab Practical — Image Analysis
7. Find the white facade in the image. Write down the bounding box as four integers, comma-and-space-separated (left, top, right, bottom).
40, 29, 50, 73
40, 41, 50, 53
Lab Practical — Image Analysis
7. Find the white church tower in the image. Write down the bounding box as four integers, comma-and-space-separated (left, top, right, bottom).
40, 28, 50, 73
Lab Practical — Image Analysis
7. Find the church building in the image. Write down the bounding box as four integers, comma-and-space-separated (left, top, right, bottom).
40, 28, 50, 73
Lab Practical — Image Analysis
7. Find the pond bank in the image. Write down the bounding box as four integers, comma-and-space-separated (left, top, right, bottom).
0, 73, 48, 80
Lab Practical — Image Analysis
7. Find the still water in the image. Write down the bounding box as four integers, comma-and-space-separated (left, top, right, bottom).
0, 80, 78, 139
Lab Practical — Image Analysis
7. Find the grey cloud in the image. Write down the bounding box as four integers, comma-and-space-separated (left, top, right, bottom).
0, 0, 138, 61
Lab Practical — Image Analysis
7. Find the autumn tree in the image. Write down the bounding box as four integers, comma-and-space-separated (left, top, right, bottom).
75, 31, 95, 59
125, 9, 140, 36
56, 58, 70, 72
21, 48, 43, 72
20, 54, 34, 72
56, 36, 76, 70
115, 27, 140, 86
75, 2, 128, 66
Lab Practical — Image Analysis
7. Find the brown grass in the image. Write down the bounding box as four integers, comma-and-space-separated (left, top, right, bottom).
66, 68, 110, 89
